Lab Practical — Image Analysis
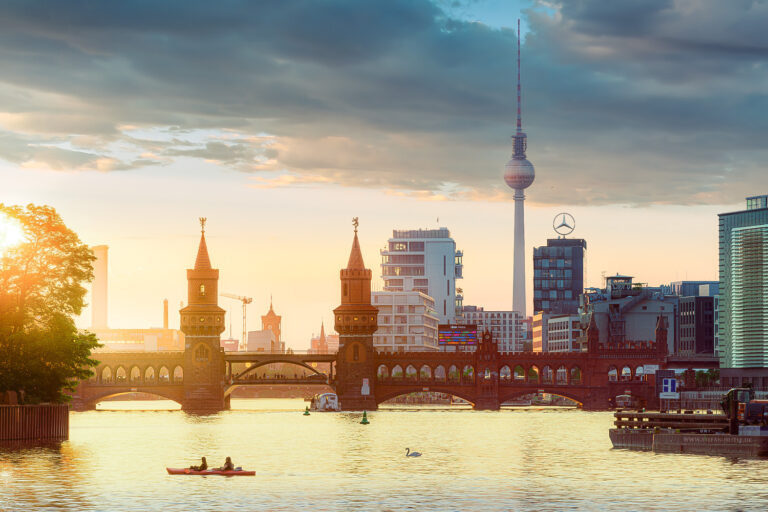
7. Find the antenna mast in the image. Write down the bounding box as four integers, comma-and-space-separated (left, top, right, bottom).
517, 18, 522, 134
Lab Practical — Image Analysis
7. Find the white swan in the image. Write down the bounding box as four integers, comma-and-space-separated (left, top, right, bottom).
405, 448, 421, 457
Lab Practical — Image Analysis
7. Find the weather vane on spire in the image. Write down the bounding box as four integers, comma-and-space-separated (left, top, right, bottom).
352, 217, 359, 233
199, 217, 207, 233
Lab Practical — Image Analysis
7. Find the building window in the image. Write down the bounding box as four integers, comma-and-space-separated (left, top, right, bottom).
199, 284, 205, 296
353, 344, 360, 361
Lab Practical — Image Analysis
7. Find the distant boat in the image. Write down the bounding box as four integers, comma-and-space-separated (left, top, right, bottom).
310, 393, 340, 412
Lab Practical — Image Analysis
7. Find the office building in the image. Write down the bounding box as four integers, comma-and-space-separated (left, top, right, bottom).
667, 281, 719, 298
461, 306, 521, 352
678, 296, 715, 355
372, 291, 439, 352
533, 238, 587, 314
718, 195, 768, 371
546, 314, 583, 352
380, 228, 463, 323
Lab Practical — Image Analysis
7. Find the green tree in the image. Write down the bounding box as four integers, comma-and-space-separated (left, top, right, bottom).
0, 204, 100, 403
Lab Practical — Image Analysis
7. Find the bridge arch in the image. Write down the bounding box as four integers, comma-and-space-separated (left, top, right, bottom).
556, 366, 568, 385
513, 365, 525, 381
86, 390, 184, 409
528, 366, 539, 383
377, 364, 389, 379
499, 389, 585, 408
419, 365, 431, 380
129, 366, 141, 383
159, 366, 170, 383
634, 366, 644, 380
173, 366, 184, 383
376, 387, 477, 407
405, 365, 417, 380
115, 366, 127, 383
101, 366, 112, 383
391, 365, 403, 379
144, 367, 156, 382
500, 365, 511, 381
448, 365, 459, 382
608, 366, 618, 382
233, 359, 323, 380
434, 365, 446, 382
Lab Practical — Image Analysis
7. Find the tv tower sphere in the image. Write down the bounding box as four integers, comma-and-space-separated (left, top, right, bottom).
504, 156, 535, 190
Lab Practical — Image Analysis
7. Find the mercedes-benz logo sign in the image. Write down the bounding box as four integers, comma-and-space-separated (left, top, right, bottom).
553, 213, 575, 236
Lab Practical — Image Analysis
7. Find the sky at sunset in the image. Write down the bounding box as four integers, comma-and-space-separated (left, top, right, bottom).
1, 0, 766, 347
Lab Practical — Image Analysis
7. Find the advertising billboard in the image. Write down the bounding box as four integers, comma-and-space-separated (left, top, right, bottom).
438, 324, 478, 346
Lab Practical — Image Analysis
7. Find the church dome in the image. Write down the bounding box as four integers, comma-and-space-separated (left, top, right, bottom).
504, 157, 535, 190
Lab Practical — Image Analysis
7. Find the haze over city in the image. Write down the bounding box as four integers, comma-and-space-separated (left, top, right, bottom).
0, 0, 763, 346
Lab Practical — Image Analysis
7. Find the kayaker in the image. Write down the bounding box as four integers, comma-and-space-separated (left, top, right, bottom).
189, 457, 207, 471
219, 457, 234, 471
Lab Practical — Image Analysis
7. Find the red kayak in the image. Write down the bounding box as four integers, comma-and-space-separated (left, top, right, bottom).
166, 468, 255, 476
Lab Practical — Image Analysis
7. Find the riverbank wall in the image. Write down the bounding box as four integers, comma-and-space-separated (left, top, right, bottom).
0, 404, 69, 441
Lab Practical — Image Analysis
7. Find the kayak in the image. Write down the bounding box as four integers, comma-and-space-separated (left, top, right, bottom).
166, 468, 255, 476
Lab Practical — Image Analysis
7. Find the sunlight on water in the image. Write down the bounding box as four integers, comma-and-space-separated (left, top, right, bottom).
2, 399, 768, 511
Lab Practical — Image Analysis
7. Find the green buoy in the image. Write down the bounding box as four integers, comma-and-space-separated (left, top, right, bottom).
303, 406, 310, 416
360, 411, 369, 424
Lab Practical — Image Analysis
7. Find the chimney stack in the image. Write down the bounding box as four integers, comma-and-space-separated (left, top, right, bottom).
163, 298, 169, 329
91, 245, 109, 329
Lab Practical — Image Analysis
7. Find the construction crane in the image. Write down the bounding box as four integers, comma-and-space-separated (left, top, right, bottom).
220, 293, 252, 351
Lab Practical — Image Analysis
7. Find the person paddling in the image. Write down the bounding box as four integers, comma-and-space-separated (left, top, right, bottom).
189, 457, 207, 471
218, 456, 234, 471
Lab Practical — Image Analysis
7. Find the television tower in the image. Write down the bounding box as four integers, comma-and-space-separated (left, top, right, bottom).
503, 19, 535, 316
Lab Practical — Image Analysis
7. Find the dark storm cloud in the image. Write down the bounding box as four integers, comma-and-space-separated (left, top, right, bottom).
0, 0, 766, 204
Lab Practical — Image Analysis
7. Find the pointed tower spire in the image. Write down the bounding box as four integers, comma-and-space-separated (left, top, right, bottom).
347, 217, 365, 270
320, 320, 326, 341
194, 217, 212, 270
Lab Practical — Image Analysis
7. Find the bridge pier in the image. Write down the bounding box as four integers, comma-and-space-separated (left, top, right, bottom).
473, 398, 500, 411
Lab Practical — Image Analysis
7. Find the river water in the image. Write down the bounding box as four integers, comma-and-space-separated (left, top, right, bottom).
2, 399, 768, 511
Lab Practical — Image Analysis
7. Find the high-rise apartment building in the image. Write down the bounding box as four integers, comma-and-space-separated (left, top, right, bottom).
380, 228, 463, 323
533, 238, 587, 315
372, 291, 439, 351
718, 195, 768, 370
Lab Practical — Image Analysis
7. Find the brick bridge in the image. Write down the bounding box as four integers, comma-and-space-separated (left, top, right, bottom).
72, 221, 683, 412
73, 329, 665, 412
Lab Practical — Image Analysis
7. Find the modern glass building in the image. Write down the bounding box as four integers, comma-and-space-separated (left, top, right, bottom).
533, 238, 587, 315
719, 195, 768, 368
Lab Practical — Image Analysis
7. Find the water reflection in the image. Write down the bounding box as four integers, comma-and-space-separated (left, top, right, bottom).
1, 400, 768, 511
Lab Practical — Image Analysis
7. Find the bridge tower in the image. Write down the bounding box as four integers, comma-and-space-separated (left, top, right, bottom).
333, 219, 379, 411
474, 330, 501, 410
179, 218, 227, 412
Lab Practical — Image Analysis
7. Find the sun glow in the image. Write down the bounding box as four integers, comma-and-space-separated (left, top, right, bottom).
0, 214, 25, 255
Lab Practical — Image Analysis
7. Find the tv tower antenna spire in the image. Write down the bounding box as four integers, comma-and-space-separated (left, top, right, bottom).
517, 18, 522, 134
